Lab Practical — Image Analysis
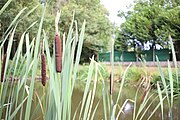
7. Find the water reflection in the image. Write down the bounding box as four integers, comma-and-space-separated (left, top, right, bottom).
120, 102, 134, 120
123, 102, 133, 112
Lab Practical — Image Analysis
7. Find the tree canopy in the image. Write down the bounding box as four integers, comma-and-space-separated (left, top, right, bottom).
59, 0, 113, 62
0, 0, 56, 42
60, 0, 113, 51
116, 0, 180, 51
0, 0, 113, 62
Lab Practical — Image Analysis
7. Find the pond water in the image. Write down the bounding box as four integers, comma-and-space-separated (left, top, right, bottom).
72, 83, 180, 120
1, 81, 180, 120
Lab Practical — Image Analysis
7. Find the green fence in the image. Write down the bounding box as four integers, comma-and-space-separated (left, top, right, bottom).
98, 49, 170, 62
155, 49, 170, 61
142, 50, 153, 61
114, 51, 122, 62
123, 51, 136, 62
98, 51, 122, 62
98, 52, 110, 62
142, 49, 170, 61
98, 51, 136, 62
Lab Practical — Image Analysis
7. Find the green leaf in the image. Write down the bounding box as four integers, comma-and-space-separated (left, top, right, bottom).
0, 0, 13, 15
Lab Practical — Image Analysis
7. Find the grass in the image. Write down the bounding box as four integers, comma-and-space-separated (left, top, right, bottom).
0, 1, 180, 120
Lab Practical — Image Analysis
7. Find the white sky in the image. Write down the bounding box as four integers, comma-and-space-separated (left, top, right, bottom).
101, 0, 134, 26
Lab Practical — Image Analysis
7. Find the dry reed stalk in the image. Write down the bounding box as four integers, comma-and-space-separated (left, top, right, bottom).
140, 80, 151, 103
1, 54, 6, 82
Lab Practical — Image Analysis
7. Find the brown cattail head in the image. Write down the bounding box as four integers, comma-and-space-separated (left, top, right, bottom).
55, 34, 62, 73
109, 73, 113, 95
41, 53, 46, 86
1, 54, 7, 82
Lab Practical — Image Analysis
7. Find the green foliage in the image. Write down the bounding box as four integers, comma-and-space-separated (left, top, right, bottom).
0, 0, 113, 63
151, 69, 180, 93
125, 66, 145, 82
0, 0, 41, 37
116, 0, 180, 50
0, 1, 62, 52
59, 0, 113, 62
77, 64, 109, 82
60, 0, 113, 50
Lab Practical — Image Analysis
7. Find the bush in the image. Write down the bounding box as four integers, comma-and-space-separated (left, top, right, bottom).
77, 64, 109, 82
125, 66, 145, 82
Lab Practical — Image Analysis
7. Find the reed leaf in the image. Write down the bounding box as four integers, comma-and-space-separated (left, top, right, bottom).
87, 62, 98, 120
79, 56, 94, 119
25, 5, 46, 120
0, 0, 13, 15
111, 104, 117, 120
90, 100, 100, 120
135, 89, 151, 120
168, 60, 174, 108
169, 35, 179, 85
116, 63, 132, 104
147, 96, 166, 120
72, 101, 82, 120
72, 20, 86, 93
133, 78, 145, 120
9, 97, 28, 120
157, 82, 164, 120
102, 88, 108, 120
2, 7, 27, 40
139, 88, 167, 120
156, 56, 170, 108
110, 39, 114, 95
116, 99, 134, 120
83, 90, 92, 120
0, 25, 17, 119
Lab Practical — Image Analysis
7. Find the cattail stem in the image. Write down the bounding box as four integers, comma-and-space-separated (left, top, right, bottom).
1, 54, 6, 82
55, 34, 62, 72
41, 53, 46, 86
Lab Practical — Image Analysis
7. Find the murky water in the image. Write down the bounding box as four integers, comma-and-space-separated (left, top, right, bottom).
72, 84, 180, 120
1, 81, 180, 120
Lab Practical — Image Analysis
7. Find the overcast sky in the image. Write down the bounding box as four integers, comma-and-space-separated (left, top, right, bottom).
101, 0, 134, 26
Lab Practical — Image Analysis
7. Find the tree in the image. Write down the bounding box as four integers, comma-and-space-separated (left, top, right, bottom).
116, 0, 180, 51
59, 0, 113, 62
60, 0, 113, 49
0, 0, 53, 40
0, 0, 113, 62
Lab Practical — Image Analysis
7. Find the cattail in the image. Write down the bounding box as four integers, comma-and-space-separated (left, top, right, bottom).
109, 73, 113, 95
55, 34, 62, 73
1, 54, 7, 82
41, 53, 46, 86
